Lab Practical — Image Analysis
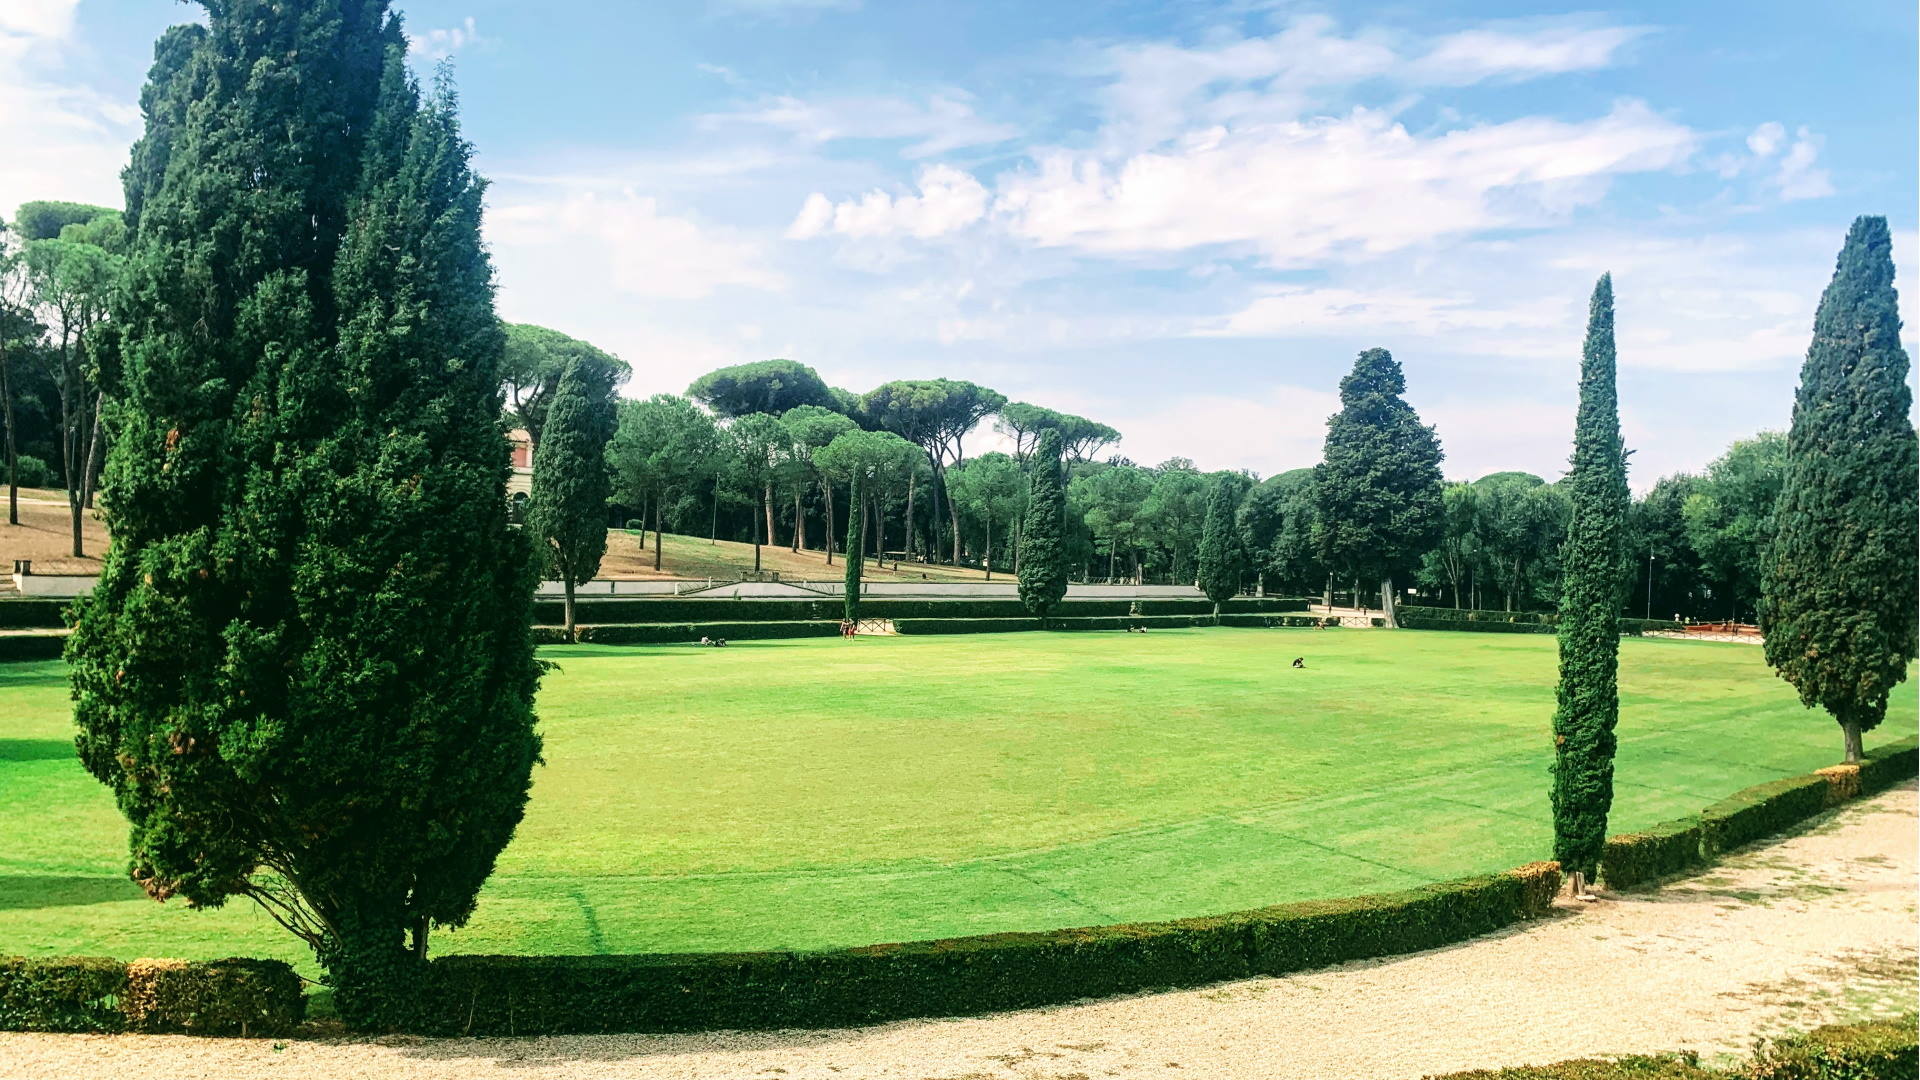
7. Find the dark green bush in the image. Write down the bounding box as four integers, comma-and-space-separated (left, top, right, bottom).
1216, 614, 1340, 629
534, 595, 1310, 627
0, 633, 66, 663
0, 599, 67, 630
1748, 1014, 1918, 1079
124, 958, 304, 1036
13, 454, 52, 489
1699, 775, 1831, 855
575, 621, 842, 645
0, 957, 127, 1033
529, 626, 573, 645
1397, 607, 1682, 636
411, 862, 1559, 1036
1858, 736, 1919, 794
1600, 817, 1705, 889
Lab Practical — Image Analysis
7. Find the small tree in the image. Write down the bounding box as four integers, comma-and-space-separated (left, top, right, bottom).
1551, 274, 1630, 894
1196, 476, 1243, 620
843, 466, 865, 623
727, 413, 787, 573
1762, 216, 1919, 763
528, 356, 617, 637
1018, 429, 1069, 623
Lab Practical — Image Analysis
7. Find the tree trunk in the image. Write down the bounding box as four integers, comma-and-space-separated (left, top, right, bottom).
652, 498, 663, 572
1323, 574, 1332, 609
984, 518, 992, 580
873, 486, 886, 570
753, 498, 762, 572
82, 393, 105, 509
2, 341, 18, 525
1380, 577, 1397, 627
563, 577, 577, 640
823, 483, 836, 565
1841, 718, 1864, 764
763, 483, 776, 549
792, 492, 803, 552
904, 477, 916, 561
710, 474, 720, 545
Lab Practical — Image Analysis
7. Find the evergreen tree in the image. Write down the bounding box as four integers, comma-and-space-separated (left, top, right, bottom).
843, 466, 865, 623
68, 8, 539, 1029
1550, 274, 1630, 888
1311, 349, 1444, 625
527, 354, 617, 637
1196, 476, 1242, 620
1762, 216, 1919, 763
1018, 429, 1069, 623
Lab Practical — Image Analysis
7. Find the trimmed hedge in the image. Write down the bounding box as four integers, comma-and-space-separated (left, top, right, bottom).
576, 621, 842, 645
0, 599, 67, 630
533, 595, 1310, 627
1601, 735, 1918, 889
1749, 1015, 1918, 1079
410, 862, 1560, 1036
0, 633, 65, 663
0, 956, 301, 1035
1398, 607, 1683, 636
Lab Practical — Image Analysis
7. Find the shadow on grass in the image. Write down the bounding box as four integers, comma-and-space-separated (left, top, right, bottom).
0, 662, 67, 689
0, 738, 75, 762
0, 874, 143, 911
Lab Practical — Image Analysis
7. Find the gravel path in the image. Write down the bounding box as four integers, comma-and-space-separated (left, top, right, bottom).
4, 783, 1913, 1080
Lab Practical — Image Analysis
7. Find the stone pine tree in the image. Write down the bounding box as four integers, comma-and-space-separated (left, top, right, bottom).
1550, 274, 1630, 896
67, 8, 540, 1029
1762, 216, 1919, 763
1311, 348, 1445, 625
527, 355, 617, 638
843, 466, 865, 624
1018, 429, 1069, 624
1196, 477, 1242, 621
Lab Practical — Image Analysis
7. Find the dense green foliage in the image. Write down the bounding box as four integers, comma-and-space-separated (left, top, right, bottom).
1196, 474, 1243, 614
9, 634, 1908, 964
395, 863, 1560, 1035
1396, 606, 1680, 636
687, 358, 838, 418
528, 355, 618, 634
1426, 1016, 1919, 1079
1762, 216, 1920, 762
1552, 274, 1631, 880
498, 323, 627, 445
1018, 430, 1069, 619
607, 394, 720, 569
65, 3, 541, 1028
0, 956, 302, 1035
1313, 348, 1445, 622
842, 467, 864, 622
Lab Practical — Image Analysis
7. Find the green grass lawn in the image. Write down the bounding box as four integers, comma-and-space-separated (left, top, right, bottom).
1, 629, 1909, 972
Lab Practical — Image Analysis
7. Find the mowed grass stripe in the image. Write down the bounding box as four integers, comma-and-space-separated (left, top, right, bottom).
0, 629, 1906, 966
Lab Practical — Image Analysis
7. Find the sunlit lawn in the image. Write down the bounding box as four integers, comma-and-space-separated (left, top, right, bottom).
2, 628, 1906, 972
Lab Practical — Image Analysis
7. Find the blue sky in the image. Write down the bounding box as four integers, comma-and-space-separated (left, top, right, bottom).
4, 1, 1915, 487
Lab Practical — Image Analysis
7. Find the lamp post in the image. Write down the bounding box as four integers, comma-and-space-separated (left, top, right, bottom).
1645, 552, 1654, 620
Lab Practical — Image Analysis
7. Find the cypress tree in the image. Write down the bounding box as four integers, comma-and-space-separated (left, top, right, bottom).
527, 354, 616, 638
1311, 348, 1444, 625
1550, 274, 1630, 891
1018, 429, 1069, 623
68, 7, 540, 1029
843, 466, 865, 624
1196, 477, 1241, 620
1762, 216, 1919, 763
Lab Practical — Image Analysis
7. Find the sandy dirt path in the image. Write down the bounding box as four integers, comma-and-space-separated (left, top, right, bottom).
3, 784, 1914, 1080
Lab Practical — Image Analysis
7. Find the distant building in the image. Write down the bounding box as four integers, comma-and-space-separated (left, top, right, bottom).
507, 428, 533, 497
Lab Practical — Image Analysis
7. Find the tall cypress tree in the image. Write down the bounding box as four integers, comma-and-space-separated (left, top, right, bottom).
843, 466, 865, 624
1018, 429, 1069, 623
68, 7, 539, 1028
1311, 348, 1444, 625
527, 354, 616, 638
1762, 216, 1919, 763
1551, 274, 1630, 891
1196, 477, 1241, 620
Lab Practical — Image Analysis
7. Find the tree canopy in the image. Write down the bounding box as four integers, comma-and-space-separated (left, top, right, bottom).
500, 323, 627, 445
688, 358, 837, 418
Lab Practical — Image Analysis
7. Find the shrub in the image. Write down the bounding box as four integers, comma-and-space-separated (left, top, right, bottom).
123, 958, 304, 1036
1424, 1055, 1720, 1079
1748, 1014, 1918, 1080
0, 599, 67, 630
0, 957, 127, 1033
12, 454, 52, 489
1698, 775, 1831, 856
410, 862, 1560, 1036
1858, 736, 1919, 794
575, 620, 843, 645
1600, 817, 1705, 889
1397, 607, 1682, 636
0, 634, 66, 663
533, 596, 1311, 627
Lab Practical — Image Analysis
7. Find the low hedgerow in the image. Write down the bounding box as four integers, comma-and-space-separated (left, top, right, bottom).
0, 956, 301, 1035
575, 621, 842, 645
1698, 775, 1832, 856
1424, 1055, 1721, 1079
410, 862, 1560, 1036
1599, 817, 1706, 890
1397, 607, 1683, 636
0, 599, 67, 630
1216, 614, 1340, 629
533, 595, 1312, 627
1748, 1014, 1918, 1079
1858, 736, 1919, 794
0, 633, 65, 663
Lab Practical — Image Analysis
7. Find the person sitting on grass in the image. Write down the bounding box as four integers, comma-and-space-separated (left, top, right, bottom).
1292, 657, 1305, 668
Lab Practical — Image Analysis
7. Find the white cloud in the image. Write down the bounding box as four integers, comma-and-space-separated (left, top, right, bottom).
1200, 286, 1567, 338
1745, 121, 1786, 157
1407, 21, 1648, 85
1103, 385, 1344, 477
488, 190, 784, 300
1770, 127, 1834, 201
0, 1, 138, 216
708, 0, 860, 16
408, 16, 482, 61
787, 165, 989, 240
995, 100, 1694, 265
703, 91, 1016, 158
